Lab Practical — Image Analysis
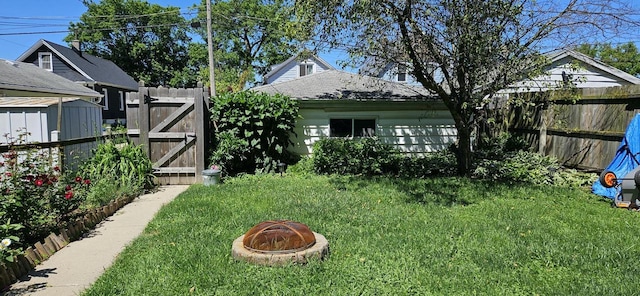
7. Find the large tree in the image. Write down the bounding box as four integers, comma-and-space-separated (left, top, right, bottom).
576, 42, 640, 77
297, 0, 637, 175
66, 0, 198, 87
194, 0, 311, 91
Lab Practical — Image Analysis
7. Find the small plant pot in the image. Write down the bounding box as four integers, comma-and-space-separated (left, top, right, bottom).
202, 169, 221, 186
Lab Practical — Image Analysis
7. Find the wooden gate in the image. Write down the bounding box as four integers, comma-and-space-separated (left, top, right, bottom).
126, 83, 210, 185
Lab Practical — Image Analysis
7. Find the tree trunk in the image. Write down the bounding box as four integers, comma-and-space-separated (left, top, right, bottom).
455, 126, 473, 176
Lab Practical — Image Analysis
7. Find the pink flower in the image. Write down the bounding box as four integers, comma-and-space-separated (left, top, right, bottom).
75, 176, 82, 183
34, 179, 44, 187
83, 179, 91, 185
53, 166, 60, 172
65, 185, 72, 191
64, 191, 73, 200
4, 172, 11, 177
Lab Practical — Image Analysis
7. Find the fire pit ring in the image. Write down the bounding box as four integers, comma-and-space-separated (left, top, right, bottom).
232, 220, 329, 266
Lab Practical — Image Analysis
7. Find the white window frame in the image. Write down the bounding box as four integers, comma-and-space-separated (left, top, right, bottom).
299, 62, 314, 77
329, 118, 376, 138
397, 64, 407, 82
38, 52, 53, 71
103, 89, 109, 111
119, 91, 125, 111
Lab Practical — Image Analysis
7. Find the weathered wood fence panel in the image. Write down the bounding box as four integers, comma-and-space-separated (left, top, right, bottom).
509, 85, 640, 171
127, 83, 210, 185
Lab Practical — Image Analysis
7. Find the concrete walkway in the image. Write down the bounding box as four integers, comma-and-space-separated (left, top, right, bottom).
5, 185, 189, 296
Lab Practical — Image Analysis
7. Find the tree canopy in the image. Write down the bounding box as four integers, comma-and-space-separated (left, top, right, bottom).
576, 42, 640, 77
66, 0, 199, 87
297, 0, 638, 175
193, 0, 311, 91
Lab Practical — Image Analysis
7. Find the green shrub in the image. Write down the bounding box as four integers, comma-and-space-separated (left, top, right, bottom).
475, 132, 530, 160
288, 155, 314, 175
473, 150, 560, 185
312, 137, 402, 176
397, 150, 458, 178
209, 91, 299, 176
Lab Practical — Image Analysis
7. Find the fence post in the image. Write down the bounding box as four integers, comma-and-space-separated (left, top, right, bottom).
51, 130, 60, 168
137, 81, 150, 158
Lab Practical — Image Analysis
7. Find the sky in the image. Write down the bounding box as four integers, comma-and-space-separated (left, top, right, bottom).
0, 0, 349, 68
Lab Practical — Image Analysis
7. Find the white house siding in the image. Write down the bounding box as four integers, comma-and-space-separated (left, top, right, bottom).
290, 106, 456, 155
266, 57, 333, 85
509, 57, 636, 92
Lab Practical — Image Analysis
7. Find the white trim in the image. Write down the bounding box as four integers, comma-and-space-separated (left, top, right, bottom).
119, 91, 125, 111
38, 52, 53, 71
103, 89, 109, 111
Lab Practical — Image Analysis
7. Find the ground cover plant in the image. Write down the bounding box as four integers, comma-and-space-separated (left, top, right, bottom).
83, 174, 640, 295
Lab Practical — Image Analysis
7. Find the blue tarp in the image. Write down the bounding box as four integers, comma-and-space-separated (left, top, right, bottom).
592, 113, 640, 199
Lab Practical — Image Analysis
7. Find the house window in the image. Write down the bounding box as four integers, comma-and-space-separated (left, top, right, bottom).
103, 89, 109, 111
38, 52, 53, 71
397, 64, 407, 82
330, 119, 376, 137
119, 91, 125, 111
299, 63, 314, 77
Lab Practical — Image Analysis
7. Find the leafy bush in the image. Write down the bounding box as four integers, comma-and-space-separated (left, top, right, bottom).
209, 91, 299, 176
397, 150, 458, 178
473, 150, 560, 185
78, 139, 154, 207
312, 137, 402, 176
552, 169, 597, 188
475, 132, 530, 160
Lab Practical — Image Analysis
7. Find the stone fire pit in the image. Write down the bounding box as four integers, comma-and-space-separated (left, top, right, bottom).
232, 220, 329, 266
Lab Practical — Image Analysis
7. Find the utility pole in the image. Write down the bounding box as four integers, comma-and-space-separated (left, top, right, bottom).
206, 0, 216, 96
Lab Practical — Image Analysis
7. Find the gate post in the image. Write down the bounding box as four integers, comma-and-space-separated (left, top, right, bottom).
137, 81, 150, 158
195, 83, 205, 182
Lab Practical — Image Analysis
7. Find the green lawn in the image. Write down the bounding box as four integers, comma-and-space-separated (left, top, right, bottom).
83, 174, 640, 295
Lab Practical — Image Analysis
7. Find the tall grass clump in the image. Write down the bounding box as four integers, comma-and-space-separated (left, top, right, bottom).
78, 139, 154, 207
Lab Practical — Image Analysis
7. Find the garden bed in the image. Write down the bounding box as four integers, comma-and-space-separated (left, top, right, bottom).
0, 195, 136, 289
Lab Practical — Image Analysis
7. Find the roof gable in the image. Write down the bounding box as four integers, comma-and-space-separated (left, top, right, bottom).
17, 39, 138, 90
263, 52, 335, 82
546, 49, 640, 84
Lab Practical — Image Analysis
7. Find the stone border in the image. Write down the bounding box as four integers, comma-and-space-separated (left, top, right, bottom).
0, 195, 136, 289
232, 232, 329, 266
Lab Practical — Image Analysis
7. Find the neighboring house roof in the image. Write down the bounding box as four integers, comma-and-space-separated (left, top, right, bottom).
252, 70, 435, 100
0, 59, 102, 98
16, 39, 138, 91
546, 49, 640, 84
263, 53, 335, 83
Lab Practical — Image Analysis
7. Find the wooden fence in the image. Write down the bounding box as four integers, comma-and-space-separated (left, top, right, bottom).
0, 130, 125, 170
508, 85, 640, 171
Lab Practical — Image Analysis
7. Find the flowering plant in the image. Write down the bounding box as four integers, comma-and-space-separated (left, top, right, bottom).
1, 130, 90, 245
0, 219, 22, 263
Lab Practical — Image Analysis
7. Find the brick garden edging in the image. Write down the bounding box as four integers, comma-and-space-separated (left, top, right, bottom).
0, 195, 136, 289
